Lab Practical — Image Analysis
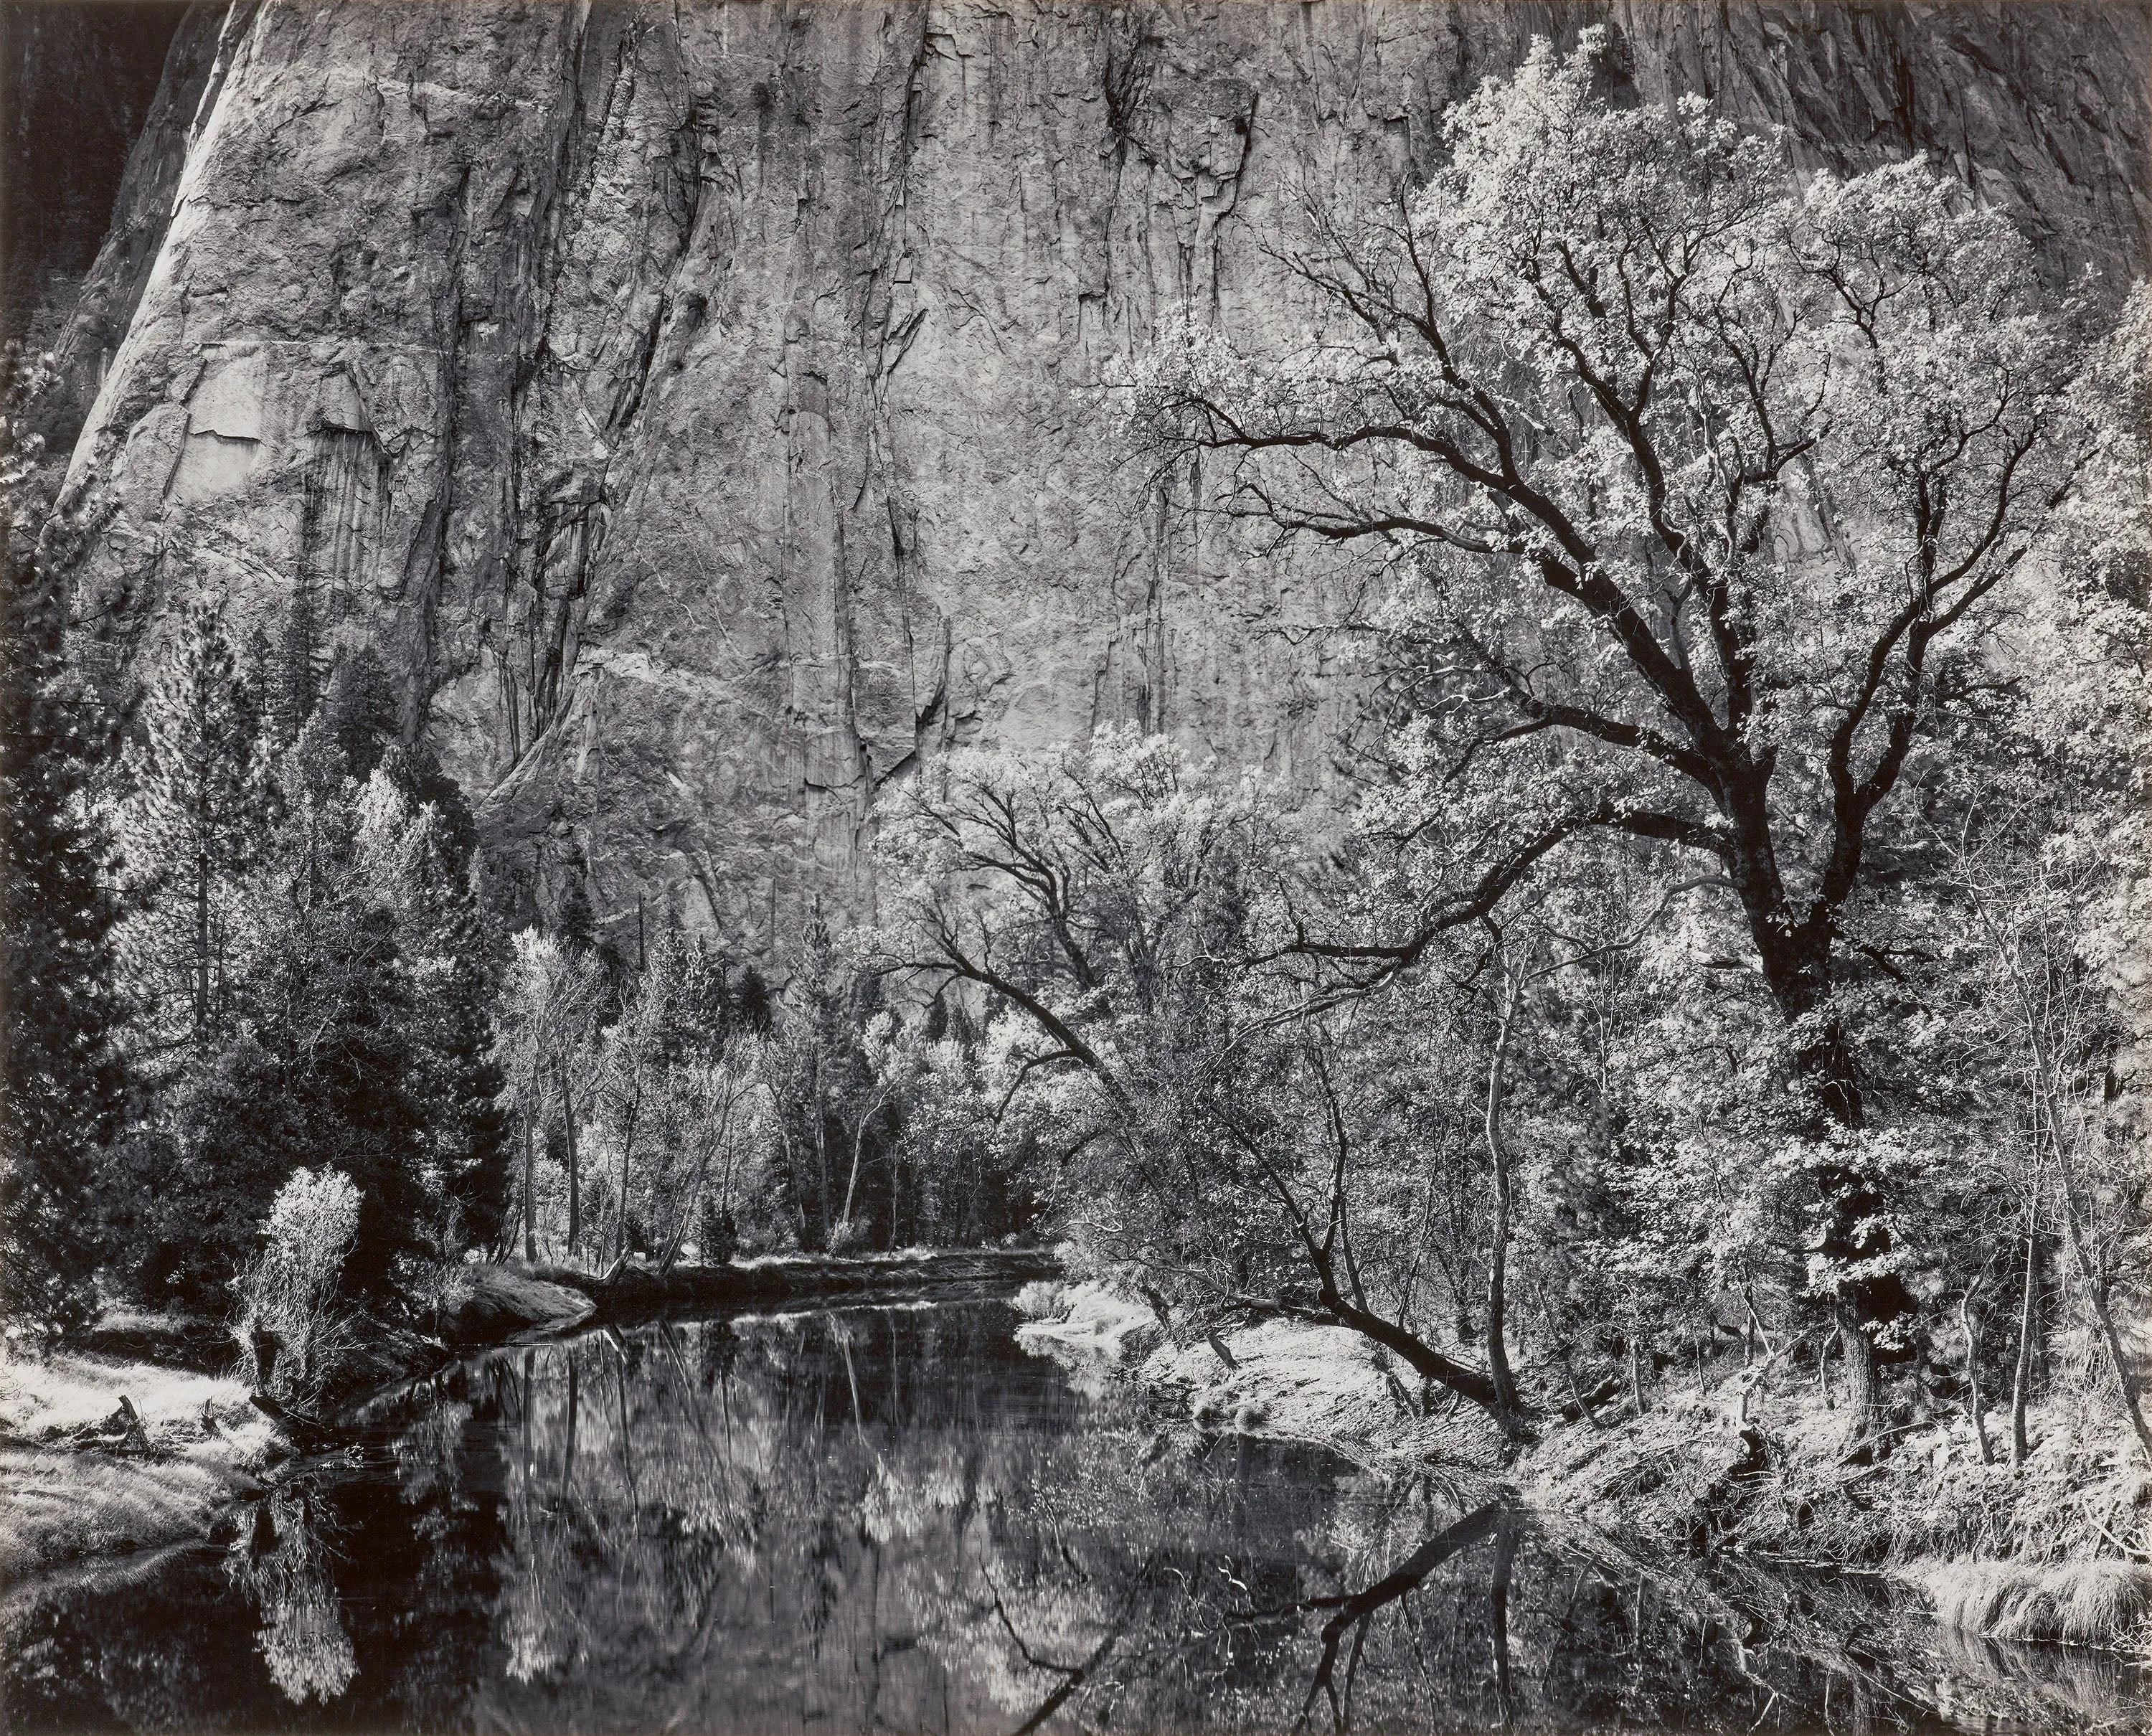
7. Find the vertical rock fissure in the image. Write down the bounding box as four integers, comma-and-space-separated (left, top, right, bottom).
35, 2, 2149, 945
506, 2, 610, 755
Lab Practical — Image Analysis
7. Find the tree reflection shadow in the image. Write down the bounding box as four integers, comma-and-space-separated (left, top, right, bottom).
387, 1306, 2152, 1736
12, 1304, 2149, 1735
226, 1481, 357, 1705
1291, 1504, 1516, 1735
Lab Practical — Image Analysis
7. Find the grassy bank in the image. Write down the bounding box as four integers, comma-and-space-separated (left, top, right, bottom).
0, 1261, 579, 1582
1016, 1280, 2152, 1653
0, 1349, 275, 1581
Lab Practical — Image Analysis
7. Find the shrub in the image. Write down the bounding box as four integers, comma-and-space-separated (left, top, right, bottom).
1013, 1280, 1070, 1321
696, 1194, 739, 1265
1920, 1558, 2152, 1649
233, 1168, 362, 1404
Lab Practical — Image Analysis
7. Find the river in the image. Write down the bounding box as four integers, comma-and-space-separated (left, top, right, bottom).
4, 1299, 2146, 1734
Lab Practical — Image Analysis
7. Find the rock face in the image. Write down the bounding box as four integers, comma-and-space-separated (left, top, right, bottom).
44, 1, 2152, 956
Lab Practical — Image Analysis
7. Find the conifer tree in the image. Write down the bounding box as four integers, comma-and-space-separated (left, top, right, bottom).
274, 580, 318, 744
118, 597, 270, 1044
0, 551, 121, 1330
0, 341, 121, 1329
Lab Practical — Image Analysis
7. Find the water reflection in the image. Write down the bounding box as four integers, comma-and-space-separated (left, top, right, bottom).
228, 1486, 357, 1705
3, 1301, 2146, 1735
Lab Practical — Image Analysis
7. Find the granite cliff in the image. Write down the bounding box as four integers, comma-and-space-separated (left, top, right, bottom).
36, 1, 2151, 953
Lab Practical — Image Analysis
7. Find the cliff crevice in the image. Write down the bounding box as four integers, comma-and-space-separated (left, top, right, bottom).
37, 1, 2149, 954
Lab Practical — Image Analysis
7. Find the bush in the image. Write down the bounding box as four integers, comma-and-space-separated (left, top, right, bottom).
696, 1195, 739, 1265
233, 1168, 362, 1404
1013, 1280, 1070, 1321
1920, 1558, 2152, 1649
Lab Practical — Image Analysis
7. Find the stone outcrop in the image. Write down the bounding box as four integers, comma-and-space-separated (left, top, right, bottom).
433, 1262, 598, 1346
41, 1, 2151, 956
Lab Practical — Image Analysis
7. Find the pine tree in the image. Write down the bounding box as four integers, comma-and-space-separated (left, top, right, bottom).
273, 580, 317, 744
118, 597, 270, 1044
0, 551, 122, 1330
0, 340, 121, 1331
369, 745, 509, 1258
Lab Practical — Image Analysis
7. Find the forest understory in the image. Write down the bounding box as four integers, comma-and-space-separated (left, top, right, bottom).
1018, 1280, 2152, 1656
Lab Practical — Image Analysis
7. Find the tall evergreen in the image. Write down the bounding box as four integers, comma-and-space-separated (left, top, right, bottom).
273, 579, 318, 743
0, 336, 121, 1330
0, 551, 121, 1330
118, 596, 269, 1044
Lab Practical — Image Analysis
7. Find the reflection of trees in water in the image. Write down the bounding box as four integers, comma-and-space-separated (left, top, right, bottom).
4, 1362, 511, 1734
469, 1306, 1354, 1732
452, 1306, 2152, 1736
227, 1484, 357, 1704
13, 1303, 2143, 1734
466, 1313, 1506, 1731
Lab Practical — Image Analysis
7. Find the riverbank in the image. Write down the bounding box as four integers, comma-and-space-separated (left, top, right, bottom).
532, 1245, 1061, 1322
0, 1350, 276, 1582
1015, 1280, 2152, 1652
1, 1246, 1060, 1583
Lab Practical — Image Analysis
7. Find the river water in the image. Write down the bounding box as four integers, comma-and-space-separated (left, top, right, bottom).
4, 1299, 2146, 1734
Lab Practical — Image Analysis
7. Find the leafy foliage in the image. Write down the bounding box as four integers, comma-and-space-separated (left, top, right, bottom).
1120, 29, 2149, 1437
1, 346, 120, 1333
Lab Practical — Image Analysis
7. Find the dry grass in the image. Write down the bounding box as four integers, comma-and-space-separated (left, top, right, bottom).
0, 1348, 253, 1440
0, 1447, 250, 1580
0, 1348, 273, 1581
1516, 1343, 2152, 1575
1916, 1557, 2152, 1648
1521, 1394, 1768, 1547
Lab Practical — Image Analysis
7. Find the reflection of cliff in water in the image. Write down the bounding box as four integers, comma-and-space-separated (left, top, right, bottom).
4, 1301, 2149, 1735
447, 1305, 2152, 1736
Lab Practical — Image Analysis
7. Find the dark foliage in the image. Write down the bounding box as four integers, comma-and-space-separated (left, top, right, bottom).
0, 549, 121, 1330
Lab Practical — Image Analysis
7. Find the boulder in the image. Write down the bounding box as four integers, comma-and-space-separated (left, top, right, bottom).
434, 1265, 596, 1348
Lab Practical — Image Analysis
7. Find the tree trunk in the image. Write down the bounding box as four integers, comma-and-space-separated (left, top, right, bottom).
522, 1114, 537, 1263
1777, 965, 1910, 1435
1837, 1301, 1880, 1453
886, 1156, 902, 1253
811, 1053, 831, 1247
1483, 969, 1524, 1419
559, 1063, 581, 1263
2011, 1226, 2039, 1466
1960, 1286, 1993, 1466
193, 841, 211, 1037
841, 1093, 885, 1239
1801, 1027, 1895, 1450
615, 1115, 634, 1265
1816, 1165, 1892, 1446
1237, 1091, 1532, 1442
1311, 1283, 1530, 1443
2055, 1183, 2152, 1466
1560, 1352, 1607, 1430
